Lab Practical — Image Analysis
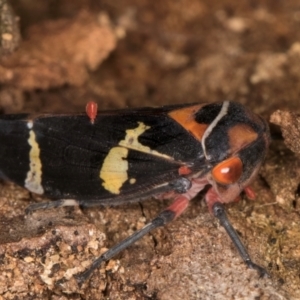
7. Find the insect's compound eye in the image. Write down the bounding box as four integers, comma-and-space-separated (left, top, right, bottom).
211, 157, 243, 185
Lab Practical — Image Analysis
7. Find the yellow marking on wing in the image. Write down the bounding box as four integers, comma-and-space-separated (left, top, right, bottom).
119, 122, 172, 160
129, 178, 136, 184
100, 147, 129, 194
25, 127, 44, 194
100, 122, 174, 194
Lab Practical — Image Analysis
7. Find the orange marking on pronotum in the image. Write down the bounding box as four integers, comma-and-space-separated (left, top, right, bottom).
228, 124, 258, 154
86, 101, 98, 124
168, 104, 208, 141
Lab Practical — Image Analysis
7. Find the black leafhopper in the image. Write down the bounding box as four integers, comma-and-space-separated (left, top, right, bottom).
0, 101, 270, 285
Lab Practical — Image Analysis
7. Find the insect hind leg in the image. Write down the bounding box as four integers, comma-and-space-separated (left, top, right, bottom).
25, 199, 79, 214
74, 195, 190, 285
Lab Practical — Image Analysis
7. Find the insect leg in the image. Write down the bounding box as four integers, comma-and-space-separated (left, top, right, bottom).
25, 199, 79, 214
74, 195, 190, 285
243, 186, 256, 200
212, 202, 268, 277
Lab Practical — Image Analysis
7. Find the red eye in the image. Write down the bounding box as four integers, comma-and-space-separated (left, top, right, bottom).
212, 157, 243, 185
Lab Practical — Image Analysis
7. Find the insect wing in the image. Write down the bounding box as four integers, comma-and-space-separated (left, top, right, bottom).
0, 105, 206, 204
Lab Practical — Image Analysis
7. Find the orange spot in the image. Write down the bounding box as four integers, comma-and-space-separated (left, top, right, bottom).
228, 124, 258, 154
178, 166, 192, 175
212, 157, 243, 185
86, 101, 98, 124
168, 104, 208, 141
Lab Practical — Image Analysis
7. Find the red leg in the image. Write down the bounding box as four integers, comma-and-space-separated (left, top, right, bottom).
75, 195, 191, 285
205, 187, 222, 214
166, 196, 190, 218
243, 186, 256, 200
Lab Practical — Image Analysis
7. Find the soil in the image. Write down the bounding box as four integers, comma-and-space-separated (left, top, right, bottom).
0, 1, 300, 299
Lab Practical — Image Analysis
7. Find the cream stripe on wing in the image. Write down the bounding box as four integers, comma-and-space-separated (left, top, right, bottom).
25, 121, 44, 194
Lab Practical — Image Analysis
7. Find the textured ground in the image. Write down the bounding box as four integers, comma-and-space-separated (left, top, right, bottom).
0, 1, 300, 299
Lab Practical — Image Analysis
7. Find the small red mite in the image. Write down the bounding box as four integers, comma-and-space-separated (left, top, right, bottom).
86, 101, 98, 124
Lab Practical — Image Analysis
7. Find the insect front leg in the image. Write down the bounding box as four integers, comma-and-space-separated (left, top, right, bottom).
206, 187, 269, 278
212, 202, 268, 277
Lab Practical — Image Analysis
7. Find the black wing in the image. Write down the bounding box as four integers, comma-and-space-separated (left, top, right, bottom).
0, 105, 205, 204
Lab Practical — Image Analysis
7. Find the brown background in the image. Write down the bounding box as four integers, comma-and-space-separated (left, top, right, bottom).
0, 0, 299, 299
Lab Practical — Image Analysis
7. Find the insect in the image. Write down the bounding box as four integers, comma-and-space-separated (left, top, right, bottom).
0, 101, 270, 285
